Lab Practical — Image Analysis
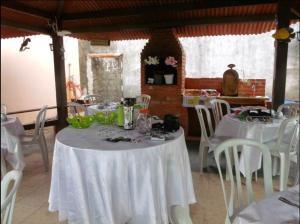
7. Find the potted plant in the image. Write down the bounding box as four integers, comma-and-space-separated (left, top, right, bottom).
163, 56, 177, 84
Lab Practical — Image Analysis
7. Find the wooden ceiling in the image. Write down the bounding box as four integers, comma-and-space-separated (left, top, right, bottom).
1, 0, 299, 40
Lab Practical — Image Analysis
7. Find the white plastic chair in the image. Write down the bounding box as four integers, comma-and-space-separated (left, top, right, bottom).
210, 99, 231, 127
1, 150, 7, 178
277, 103, 299, 118
83, 94, 102, 105
21, 106, 49, 171
136, 94, 151, 109
290, 140, 299, 186
1, 170, 22, 224
68, 102, 87, 116
1, 132, 25, 178
195, 105, 230, 173
265, 117, 299, 191
214, 139, 273, 224
1, 104, 7, 121
1, 103, 7, 114
170, 205, 193, 224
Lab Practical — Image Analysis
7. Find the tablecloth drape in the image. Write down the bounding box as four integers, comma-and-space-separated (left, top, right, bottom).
215, 114, 286, 175
49, 126, 196, 224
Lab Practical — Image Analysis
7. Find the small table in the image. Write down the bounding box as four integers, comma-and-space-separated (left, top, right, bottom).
49, 124, 196, 224
236, 185, 299, 224
1, 117, 25, 170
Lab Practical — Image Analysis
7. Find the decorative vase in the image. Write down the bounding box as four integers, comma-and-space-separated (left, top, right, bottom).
164, 74, 174, 84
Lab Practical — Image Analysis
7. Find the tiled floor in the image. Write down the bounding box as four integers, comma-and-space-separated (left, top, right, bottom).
10, 127, 284, 224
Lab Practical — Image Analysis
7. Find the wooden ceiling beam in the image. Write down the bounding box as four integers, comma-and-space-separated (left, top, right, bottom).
1, 19, 50, 35
290, 7, 300, 17
69, 14, 276, 33
61, 1, 278, 21
1, 1, 52, 20
56, 0, 65, 19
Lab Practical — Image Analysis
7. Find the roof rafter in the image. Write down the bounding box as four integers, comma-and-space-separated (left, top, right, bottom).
69, 14, 276, 33
1, 19, 50, 35
56, 0, 65, 19
61, 1, 278, 21
1, 1, 52, 20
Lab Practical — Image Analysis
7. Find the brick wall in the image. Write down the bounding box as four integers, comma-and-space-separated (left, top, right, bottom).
141, 29, 188, 131
141, 31, 266, 136
185, 78, 266, 96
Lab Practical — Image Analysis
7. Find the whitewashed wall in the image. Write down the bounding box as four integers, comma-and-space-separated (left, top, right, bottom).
81, 39, 147, 98
64, 37, 81, 84
1, 35, 80, 123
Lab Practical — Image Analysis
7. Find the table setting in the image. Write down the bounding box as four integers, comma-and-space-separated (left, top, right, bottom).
49, 98, 196, 224
215, 106, 294, 175
235, 184, 299, 224
232, 106, 286, 122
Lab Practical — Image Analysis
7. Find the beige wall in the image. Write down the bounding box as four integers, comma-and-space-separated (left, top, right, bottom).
1, 35, 79, 123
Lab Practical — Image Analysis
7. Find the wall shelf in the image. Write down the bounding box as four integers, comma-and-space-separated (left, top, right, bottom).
144, 59, 177, 85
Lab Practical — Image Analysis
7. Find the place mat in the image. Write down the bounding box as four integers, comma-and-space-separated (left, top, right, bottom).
99, 126, 176, 143
278, 187, 300, 208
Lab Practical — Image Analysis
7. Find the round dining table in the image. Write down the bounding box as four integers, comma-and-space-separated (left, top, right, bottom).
214, 113, 288, 175
48, 124, 196, 224
1, 116, 25, 170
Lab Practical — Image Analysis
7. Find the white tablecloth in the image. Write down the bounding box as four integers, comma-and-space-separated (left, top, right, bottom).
236, 185, 299, 224
48, 125, 196, 224
1, 117, 25, 170
214, 114, 285, 175
87, 103, 118, 115
182, 95, 213, 108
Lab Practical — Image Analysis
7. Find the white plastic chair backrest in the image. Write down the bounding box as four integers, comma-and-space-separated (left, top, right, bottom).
214, 139, 273, 223
277, 103, 299, 118
210, 99, 230, 126
287, 121, 299, 154
275, 117, 298, 146
83, 94, 101, 105
68, 102, 87, 116
4, 131, 25, 171
1, 104, 7, 114
195, 105, 214, 142
136, 94, 151, 109
33, 106, 47, 142
1, 170, 22, 224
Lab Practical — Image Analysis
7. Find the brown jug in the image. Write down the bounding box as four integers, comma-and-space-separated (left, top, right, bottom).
222, 64, 239, 96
